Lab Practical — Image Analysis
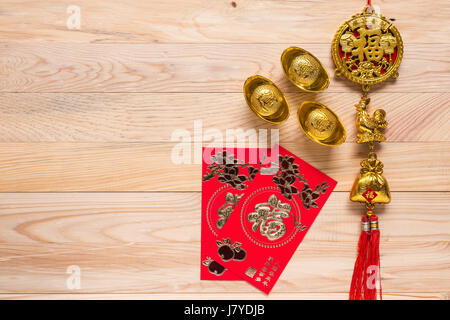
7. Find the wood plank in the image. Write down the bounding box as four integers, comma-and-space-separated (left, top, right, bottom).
0, 192, 447, 244
1, 43, 448, 93
0, 0, 448, 44
0, 292, 445, 300
1, 0, 448, 300
0, 93, 448, 142
0, 142, 447, 192
0, 240, 448, 293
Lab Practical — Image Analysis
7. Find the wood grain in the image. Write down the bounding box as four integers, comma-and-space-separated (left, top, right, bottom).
0, 241, 448, 294
0, 192, 447, 295
0, 142, 447, 192
0, 0, 449, 300
0, 292, 447, 300
0, 192, 447, 244
0, 0, 448, 44
0, 93, 448, 142
1, 43, 449, 93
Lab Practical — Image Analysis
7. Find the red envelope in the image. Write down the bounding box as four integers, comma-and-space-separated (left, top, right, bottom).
200, 147, 274, 280
208, 145, 337, 293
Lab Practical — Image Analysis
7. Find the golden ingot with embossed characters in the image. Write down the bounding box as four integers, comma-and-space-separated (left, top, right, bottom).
243, 75, 290, 124
297, 101, 346, 146
281, 47, 329, 92
350, 153, 391, 204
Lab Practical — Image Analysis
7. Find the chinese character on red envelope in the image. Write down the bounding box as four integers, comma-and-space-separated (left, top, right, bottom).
200, 147, 275, 280
207, 145, 337, 293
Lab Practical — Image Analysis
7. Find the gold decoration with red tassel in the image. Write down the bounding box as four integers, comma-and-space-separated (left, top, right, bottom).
331, 2, 403, 300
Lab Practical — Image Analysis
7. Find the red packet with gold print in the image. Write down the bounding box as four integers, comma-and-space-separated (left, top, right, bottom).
208, 145, 337, 293
201, 147, 273, 280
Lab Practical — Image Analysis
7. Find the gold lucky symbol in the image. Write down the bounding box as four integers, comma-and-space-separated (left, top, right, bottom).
332, 7, 403, 90
297, 101, 346, 147
350, 152, 391, 204
281, 47, 330, 92
331, 6, 402, 206
243, 75, 290, 124
355, 95, 388, 144
332, 4, 402, 301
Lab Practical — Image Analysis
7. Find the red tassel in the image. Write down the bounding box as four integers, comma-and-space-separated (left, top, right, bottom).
364, 215, 382, 300
349, 216, 370, 300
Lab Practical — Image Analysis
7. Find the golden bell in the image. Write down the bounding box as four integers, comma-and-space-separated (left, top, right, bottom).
297, 101, 346, 146
243, 75, 290, 124
281, 47, 329, 92
350, 154, 391, 204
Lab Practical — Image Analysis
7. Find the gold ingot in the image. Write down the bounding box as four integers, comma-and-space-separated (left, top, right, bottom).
297, 101, 346, 146
350, 154, 391, 204
281, 47, 329, 92
243, 75, 290, 124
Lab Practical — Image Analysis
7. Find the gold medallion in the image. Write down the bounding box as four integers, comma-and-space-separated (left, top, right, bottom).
331, 7, 403, 91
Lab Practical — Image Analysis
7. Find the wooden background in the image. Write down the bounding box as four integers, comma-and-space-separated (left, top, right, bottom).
0, 0, 448, 300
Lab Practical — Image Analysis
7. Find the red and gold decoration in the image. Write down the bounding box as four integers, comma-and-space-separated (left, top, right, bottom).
332, 1, 403, 300
201, 148, 263, 280
207, 146, 336, 294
